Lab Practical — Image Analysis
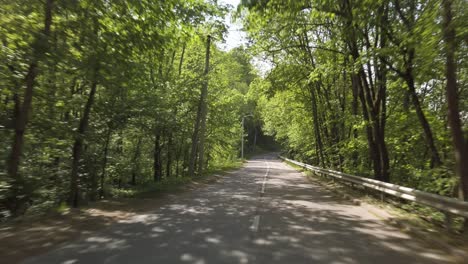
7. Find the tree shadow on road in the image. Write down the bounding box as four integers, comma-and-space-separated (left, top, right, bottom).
22, 161, 458, 264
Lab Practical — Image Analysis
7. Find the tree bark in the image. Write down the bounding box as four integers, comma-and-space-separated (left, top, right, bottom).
376, 9, 390, 182
404, 49, 442, 168
69, 61, 99, 207
189, 35, 211, 177
442, 0, 468, 230
178, 43, 186, 76
6, 0, 54, 215
309, 84, 326, 166
196, 35, 211, 176
153, 133, 162, 182
340, 0, 390, 182
356, 72, 382, 180
390, 1, 442, 168
99, 128, 112, 199
166, 134, 173, 178
131, 138, 142, 185
175, 139, 182, 177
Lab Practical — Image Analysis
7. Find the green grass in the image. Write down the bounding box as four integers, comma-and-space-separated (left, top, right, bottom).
109, 159, 243, 199
204, 160, 243, 175
109, 177, 193, 199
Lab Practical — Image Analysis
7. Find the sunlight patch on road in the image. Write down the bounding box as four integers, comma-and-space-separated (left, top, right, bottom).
253, 238, 273, 245
180, 253, 205, 264
85, 236, 112, 243
151, 227, 166, 233
193, 228, 213, 234
205, 236, 222, 244
118, 213, 159, 224
222, 250, 249, 264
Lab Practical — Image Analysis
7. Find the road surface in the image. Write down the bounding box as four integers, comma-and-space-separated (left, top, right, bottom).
24, 154, 452, 263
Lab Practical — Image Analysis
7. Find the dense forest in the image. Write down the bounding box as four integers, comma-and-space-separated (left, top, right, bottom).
0, 0, 467, 226
0, 0, 260, 217
238, 0, 467, 200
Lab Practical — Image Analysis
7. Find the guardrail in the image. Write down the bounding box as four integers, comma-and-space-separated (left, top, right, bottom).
279, 156, 468, 230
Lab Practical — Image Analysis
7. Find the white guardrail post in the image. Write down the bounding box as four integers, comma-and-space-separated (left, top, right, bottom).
279, 156, 468, 231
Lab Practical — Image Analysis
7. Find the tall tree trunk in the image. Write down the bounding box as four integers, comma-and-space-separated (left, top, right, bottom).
6, 0, 54, 215
403, 53, 442, 168
301, 33, 327, 167
69, 62, 99, 207
377, 79, 390, 182
116, 132, 123, 189
391, 1, 442, 168
376, 9, 390, 182
341, 0, 382, 179
361, 66, 389, 182
349, 68, 360, 167
309, 84, 325, 166
196, 35, 212, 176
99, 128, 112, 198
166, 134, 173, 178
131, 138, 142, 185
341, 0, 390, 182
442, 0, 468, 230
189, 35, 211, 177
153, 133, 162, 182
253, 126, 257, 151
175, 142, 182, 177
178, 43, 186, 76
172, 45, 185, 177
89, 172, 98, 202
357, 72, 382, 180
183, 143, 190, 175
188, 123, 199, 177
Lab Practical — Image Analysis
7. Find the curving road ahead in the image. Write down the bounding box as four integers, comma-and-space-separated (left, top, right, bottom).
24, 154, 453, 264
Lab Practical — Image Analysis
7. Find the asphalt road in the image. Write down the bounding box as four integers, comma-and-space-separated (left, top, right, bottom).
24, 154, 452, 264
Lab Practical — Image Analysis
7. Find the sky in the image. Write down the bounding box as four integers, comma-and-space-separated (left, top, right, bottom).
218, 0, 247, 51
218, 0, 272, 75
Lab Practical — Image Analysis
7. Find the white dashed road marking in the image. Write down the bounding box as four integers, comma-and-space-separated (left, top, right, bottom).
261, 158, 270, 194
250, 157, 270, 233
250, 215, 260, 232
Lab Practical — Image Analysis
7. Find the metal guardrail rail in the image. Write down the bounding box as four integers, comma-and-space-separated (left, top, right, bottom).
279, 156, 468, 220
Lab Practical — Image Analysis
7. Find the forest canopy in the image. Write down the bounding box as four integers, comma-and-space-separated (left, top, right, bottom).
0, 0, 467, 221
0, 0, 259, 217
238, 0, 467, 200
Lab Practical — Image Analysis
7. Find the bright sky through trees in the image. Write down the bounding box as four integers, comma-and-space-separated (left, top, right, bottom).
219, 0, 247, 50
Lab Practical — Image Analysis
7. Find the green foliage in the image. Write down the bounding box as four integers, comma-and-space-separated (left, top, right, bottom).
239, 0, 466, 195
1, 0, 465, 219
0, 0, 257, 217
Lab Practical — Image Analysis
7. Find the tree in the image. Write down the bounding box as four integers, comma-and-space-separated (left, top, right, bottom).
1, 0, 251, 216
5, 0, 54, 215
189, 35, 212, 177
442, 0, 468, 229
239, 0, 465, 196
